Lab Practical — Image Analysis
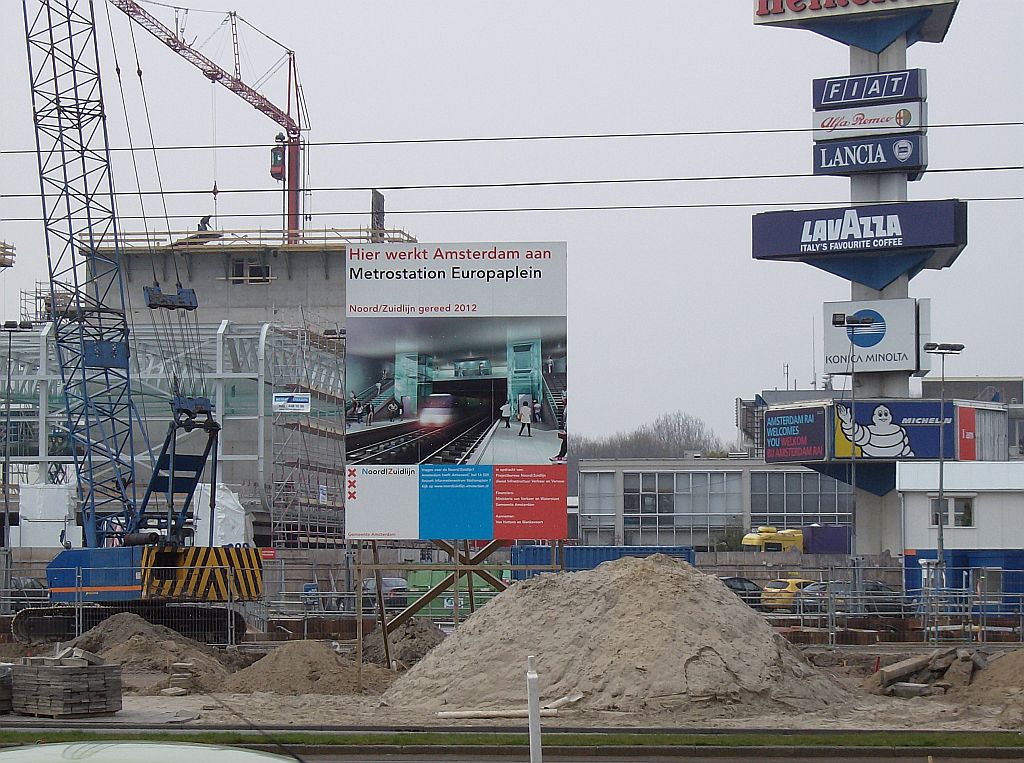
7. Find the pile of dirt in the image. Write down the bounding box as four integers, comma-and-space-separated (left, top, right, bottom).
957, 650, 1024, 703
383, 555, 849, 715
863, 646, 1019, 701
224, 640, 396, 695
364, 618, 445, 667
67, 612, 248, 691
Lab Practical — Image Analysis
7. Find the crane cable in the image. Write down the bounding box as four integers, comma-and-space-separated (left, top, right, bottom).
124, 6, 210, 401
101, 0, 164, 454
104, 3, 207, 407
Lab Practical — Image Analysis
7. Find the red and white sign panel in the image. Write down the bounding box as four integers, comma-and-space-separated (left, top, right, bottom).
814, 102, 926, 142
957, 405, 977, 461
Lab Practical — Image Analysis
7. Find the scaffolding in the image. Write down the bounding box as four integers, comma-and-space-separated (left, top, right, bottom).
0, 317, 347, 548
269, 311, 346, 548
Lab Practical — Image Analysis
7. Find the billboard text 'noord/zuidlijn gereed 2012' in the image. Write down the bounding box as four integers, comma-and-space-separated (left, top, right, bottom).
344, 243, 568, 541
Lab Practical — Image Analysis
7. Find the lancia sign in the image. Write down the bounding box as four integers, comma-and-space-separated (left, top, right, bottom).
814, 134, 927, 179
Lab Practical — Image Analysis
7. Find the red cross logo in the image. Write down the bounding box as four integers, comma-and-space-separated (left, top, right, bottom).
347, 491, 357, 500
347, 468, 356, 477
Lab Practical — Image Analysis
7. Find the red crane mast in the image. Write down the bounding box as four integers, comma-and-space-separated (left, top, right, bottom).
109, 0, 304, 239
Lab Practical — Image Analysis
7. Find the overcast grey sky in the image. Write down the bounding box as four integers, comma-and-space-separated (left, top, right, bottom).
1, 1, 1021, 441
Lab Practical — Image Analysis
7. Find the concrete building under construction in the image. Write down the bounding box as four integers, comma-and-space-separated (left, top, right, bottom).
12, 226, 416, 549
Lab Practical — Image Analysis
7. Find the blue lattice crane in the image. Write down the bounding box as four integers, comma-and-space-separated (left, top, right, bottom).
14, 0, 261, 643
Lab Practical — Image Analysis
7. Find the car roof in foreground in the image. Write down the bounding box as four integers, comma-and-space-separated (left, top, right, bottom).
0, 742, 294, 762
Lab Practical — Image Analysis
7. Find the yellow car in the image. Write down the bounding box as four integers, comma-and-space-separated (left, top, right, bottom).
760, 577, 816, 612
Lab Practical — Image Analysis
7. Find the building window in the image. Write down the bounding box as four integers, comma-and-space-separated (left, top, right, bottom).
622, 470, 742, 549
930, 496, 975, 528
580, 472, 617, 538
230, 258, 271, 284
750, 470, 853, 529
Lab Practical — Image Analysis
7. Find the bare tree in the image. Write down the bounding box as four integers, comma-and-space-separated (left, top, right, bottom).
566, 411, 724, 492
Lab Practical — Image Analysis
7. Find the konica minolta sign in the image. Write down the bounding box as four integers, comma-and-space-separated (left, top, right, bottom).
752, 200, 966, 260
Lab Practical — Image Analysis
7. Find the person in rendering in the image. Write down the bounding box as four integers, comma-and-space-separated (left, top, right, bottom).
387, 400, 399, 421
374, 379, 383, 397
500, 400, 512, 428
364, 401, 374, 426
532, 399, 542, 423
518, 401, 532, 437
550, 402, 567, 463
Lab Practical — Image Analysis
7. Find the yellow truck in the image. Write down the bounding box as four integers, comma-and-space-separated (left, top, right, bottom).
741, 526, 804, 553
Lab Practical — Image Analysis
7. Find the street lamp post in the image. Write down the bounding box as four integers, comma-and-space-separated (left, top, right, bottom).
832, 313, 875, 556
923, 342, 965, 588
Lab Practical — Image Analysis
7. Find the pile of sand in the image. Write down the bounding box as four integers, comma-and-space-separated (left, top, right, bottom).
957, 650, 1024, 703
68, 612, 249, 691
224, 640, 395, 695
364, 618, 445, 667
383, 555, 849, 715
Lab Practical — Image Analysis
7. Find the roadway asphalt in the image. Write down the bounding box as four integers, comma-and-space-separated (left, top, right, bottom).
295, 755, 1016, 763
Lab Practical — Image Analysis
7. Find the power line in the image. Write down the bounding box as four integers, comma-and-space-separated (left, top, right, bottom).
0, 121, 1021, 156
1, 165, 1020, 202
2, 195, 1020, 225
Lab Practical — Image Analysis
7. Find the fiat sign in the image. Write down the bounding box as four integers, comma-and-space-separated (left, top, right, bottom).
813, 69, 926, 110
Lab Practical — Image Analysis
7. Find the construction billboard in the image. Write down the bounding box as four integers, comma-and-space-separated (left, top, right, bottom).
344, 243, 568, 540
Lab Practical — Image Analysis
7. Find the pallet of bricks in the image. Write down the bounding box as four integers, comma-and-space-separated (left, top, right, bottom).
12, 648, 121, 717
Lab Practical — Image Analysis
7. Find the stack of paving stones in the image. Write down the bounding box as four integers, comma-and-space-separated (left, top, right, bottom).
161, 661, 196, 696
0, 665, 12, 714
12, 648, 121, 717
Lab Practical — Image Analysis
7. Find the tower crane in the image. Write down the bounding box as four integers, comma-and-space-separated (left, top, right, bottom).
109, 0, 307, 240
14, 0, 261, 644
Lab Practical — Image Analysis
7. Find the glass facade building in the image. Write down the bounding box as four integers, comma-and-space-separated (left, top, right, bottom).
579, 459, 853, 550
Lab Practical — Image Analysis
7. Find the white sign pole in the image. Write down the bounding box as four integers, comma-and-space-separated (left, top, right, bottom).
526, 655, 542, 763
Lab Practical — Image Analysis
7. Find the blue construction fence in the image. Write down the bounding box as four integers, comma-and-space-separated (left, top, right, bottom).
904, 548, 1024, 614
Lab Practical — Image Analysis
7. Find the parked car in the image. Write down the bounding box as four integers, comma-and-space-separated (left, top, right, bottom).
361, 576, 409, 613
9, 577, 48, 611
795, 580, 906, 615
719, 576, 762, 608
760, 578, 816, 612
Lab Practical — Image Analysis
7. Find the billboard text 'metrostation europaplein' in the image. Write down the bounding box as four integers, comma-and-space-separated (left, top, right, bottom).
344, 243, 568, 541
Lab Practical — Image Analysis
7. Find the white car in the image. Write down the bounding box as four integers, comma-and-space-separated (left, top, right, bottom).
0, 742, 294, 762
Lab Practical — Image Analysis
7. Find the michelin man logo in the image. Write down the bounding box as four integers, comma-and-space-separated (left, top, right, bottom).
837, 403, 914, 458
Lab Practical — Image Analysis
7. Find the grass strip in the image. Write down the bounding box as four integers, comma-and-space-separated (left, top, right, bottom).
0, 730, 1022, 749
